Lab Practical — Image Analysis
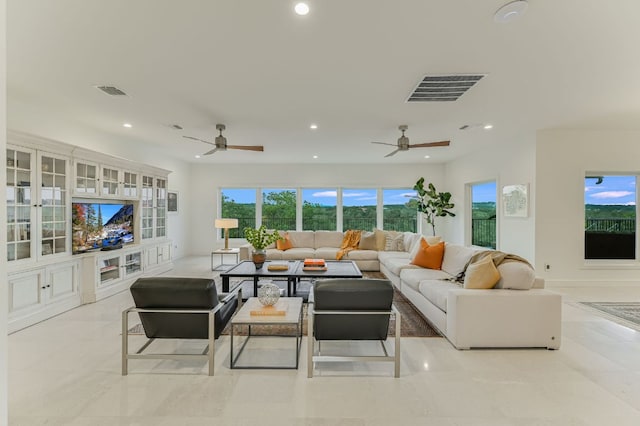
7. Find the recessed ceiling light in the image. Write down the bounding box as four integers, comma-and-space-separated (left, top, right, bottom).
424, 155, 430, 159
313, 155, 318, 159
494, 1, 528, 23
294, 2, 309, 15
194, 155, 201, 159
484, 124, 494, 130
123, 123, 132, 128
310, 124, 318, 130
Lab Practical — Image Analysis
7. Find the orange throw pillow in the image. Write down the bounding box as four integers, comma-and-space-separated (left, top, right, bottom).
410, 239, 445, 270
276, 234, 293, 251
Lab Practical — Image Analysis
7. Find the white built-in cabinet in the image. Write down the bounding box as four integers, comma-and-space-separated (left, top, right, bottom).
6, 131, 173, 333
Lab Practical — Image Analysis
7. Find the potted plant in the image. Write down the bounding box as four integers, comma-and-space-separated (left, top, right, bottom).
413, 177, 455, 236
243, 225, 282, 268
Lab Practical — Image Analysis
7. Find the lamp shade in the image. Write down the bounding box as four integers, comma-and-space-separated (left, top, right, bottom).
215, 218, 238, 229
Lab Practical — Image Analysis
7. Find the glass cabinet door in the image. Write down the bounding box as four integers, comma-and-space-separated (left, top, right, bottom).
123, 171, 138, 198
75, 161, 98, 194
40, 154, 68, 256
6, 148, 35, 261
98, 255, 121, 286
101, 166, 119, 196
155, 178, 167, 238
124, 251, 142, 276
141, 175, 154, 239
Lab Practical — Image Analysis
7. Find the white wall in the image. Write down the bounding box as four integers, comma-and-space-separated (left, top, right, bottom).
444, 136, 537, 262
187, 162, 445, 255
1, 0, 7, 421
536, 129, 640, 287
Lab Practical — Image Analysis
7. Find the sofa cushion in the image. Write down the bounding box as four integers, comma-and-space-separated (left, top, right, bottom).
281, 247, 316, 260
463, 255, 500, 289
403, 232, 421, 253
381, 256, 422, 276
314, 231, 344, 249
344, 249, 379, 261
265, 248, 284, 260
288, 231, 314, 248
377, 251, 409, 263
411, 240, 445, 270
359, 231, 378, 250
494, 261, 536, 290
418, 280, 461, 313
441, 243, 477, 277
400, 268, 452, 291
314, 247, 339, 260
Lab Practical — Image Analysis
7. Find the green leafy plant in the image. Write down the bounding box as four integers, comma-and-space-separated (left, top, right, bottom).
243, 225, 282, 250
413, 177, 455, 236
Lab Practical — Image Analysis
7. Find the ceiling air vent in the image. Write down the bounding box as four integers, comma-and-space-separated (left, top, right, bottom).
407, 74, 485, 102
95, 85, 128, 96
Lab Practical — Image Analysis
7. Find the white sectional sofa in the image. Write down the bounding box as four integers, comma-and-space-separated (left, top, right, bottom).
239, 230, 562, 350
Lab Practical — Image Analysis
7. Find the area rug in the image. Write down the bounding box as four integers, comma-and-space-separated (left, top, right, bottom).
128, 272, 441, 338
577, 302, 640, 332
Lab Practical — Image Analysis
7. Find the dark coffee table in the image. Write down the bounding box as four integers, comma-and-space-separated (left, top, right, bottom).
290, 260, 362, 296
220, 260, 299, 296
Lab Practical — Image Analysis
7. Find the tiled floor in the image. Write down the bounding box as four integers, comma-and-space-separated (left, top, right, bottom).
8, 256, 640, 425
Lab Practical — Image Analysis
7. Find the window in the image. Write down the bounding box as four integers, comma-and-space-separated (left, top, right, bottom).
585, 175, 636, 259
383, 189, 417, 232
343, 188, 377, 231
471, 181, 496, 249
262, 188, 296, 231
220, 188, 256, 238
141, 176, 154, 239
302, 188, 337, 230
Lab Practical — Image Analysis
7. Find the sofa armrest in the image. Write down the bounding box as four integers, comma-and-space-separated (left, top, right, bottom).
239, 243, 253, 261
446, 289, 562, 350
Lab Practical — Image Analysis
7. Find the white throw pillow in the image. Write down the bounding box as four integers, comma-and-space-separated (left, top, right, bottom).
494, 262, 536, 290
441, 243, 477, 277
425, 236, 442, 246
384, 232, 405, 251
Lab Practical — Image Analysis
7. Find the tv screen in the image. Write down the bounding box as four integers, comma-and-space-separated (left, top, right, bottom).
72, 202, 134, 254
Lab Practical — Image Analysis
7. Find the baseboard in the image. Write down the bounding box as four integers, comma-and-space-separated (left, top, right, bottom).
545, 279, 640, 288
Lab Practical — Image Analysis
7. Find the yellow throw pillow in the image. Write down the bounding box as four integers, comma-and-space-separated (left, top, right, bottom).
411, 239, 445, 270
463, 255, 501, 289
276, 234, 293, 251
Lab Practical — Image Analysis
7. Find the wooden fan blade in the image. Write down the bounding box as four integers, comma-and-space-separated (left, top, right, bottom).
183, 135, 215, 145
203, 147, 219, 155
372, 141, 397, 146
384, 149, 400, 158
227, 145, 264, 152
409, 141, 450, 148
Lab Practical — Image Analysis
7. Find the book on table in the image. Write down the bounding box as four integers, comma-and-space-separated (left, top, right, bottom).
267, 261, 289, 271
302, 265, 328, 271
303, 258, 326, 267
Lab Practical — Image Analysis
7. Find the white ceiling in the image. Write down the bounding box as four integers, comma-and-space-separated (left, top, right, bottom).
7, 0, 640, 164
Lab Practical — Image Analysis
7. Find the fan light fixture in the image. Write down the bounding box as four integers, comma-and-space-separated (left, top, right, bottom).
294, 2, 309, 15
494, 1, 528, 23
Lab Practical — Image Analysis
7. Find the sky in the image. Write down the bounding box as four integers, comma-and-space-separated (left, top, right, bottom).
77, 203, 125, 225
585, 175, 636, 206
221, 188, 417, 206
472, 181, 497, 203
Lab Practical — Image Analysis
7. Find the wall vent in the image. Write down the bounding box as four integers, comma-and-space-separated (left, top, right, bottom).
95, 85, 128, 96
407, 74, 485, 102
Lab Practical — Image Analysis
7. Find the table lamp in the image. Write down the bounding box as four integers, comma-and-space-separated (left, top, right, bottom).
215, 218, 238, 250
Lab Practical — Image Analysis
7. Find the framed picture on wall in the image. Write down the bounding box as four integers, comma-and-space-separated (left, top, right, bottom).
168, 190, 178, 213
502, 184, 528, 218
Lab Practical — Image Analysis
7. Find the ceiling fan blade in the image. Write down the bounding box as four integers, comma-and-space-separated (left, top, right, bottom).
384, 149, 400, 158
409, 141, 451, 148
203, 147, 220, 155
227, 145, 264, 152
371, 141, 397, 146
183, 135, 215, 145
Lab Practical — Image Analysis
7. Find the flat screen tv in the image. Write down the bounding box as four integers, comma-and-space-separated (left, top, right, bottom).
72, 202, 134, 254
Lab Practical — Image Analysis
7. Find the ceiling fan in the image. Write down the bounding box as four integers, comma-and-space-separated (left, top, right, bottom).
372, 125, 450, 157
183, 124, 264, 155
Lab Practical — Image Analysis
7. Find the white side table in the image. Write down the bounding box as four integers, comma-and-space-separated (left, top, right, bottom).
211, 248, 240, 271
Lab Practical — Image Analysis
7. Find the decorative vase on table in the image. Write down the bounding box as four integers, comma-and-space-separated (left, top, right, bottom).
252, 249, 267, 269
258, 280, 280, 306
